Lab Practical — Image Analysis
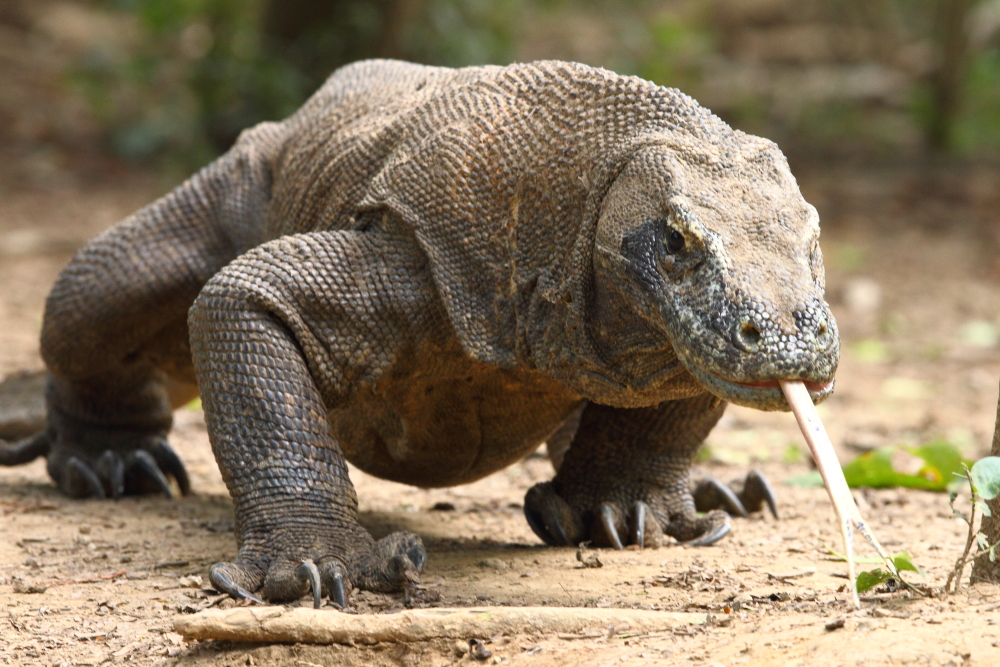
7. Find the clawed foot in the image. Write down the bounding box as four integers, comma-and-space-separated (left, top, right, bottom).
691, 469, 778, 519
524, 481, 731, 550
45, 434, 189, 499
208, 530, 426, 609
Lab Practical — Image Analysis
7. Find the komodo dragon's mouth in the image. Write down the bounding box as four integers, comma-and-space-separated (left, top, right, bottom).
733, 379, 833, 393
696, 372, 835, 411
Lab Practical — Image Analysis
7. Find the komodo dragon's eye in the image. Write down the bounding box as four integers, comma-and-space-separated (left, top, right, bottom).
665, 229, 685, 254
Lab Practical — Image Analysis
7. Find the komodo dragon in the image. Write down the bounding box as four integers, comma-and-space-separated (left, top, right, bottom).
0, 60, 839, 607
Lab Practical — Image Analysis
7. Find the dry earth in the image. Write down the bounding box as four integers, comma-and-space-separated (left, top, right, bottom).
1, 162, 999, 667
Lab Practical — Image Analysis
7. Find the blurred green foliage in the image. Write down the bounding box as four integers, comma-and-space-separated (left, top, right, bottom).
73, 0, 529, 169
67, 0, 1000, 170
786, 440, 972, 492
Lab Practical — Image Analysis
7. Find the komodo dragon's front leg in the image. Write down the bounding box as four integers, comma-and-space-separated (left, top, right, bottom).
189, 229, 434, 606
525, 395, 733, 548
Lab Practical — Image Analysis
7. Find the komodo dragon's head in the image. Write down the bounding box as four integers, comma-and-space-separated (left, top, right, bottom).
591, 137, 838, 412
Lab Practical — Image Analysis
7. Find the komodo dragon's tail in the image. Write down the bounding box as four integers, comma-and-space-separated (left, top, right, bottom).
0, 370, 50, 464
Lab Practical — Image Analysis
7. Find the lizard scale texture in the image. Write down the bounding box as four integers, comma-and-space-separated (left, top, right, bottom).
2, 60, 839, 603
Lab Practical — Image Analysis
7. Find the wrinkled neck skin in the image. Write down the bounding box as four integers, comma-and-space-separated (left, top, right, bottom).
582, 138, 839, 412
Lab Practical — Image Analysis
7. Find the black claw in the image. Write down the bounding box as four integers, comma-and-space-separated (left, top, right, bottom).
330, 571, 346, 608
694, 477, 748, 518
96, 451, 125, 499
742, 469, 779, 519
154, 440, 190, 495
295, 560, 322, 609
524, 503, 554, 546
131, 450, 173, 498
65, 456, 106, 499
524, 483, 581, 547
0, 432, 50, 466
542, 505, 571, 546
208, 564, 265, 604
631, 502, 647, 550
684, 518, 731, 547
597, 503, 624, 550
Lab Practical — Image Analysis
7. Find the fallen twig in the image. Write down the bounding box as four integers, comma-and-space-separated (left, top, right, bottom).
173, 606, 705, 645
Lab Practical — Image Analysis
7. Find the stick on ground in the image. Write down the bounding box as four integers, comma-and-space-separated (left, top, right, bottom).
173, 606, 706, 645
780, 379, 898, 608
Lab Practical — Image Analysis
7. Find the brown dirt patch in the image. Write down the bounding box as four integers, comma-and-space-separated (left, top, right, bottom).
1, 164, 999, 667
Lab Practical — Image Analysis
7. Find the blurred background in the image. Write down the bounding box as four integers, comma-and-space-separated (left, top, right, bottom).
5, 0, 1000, 172
0, 0, 999, 459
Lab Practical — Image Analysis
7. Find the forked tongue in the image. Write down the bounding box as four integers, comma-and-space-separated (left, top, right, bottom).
779, 379, 898, 609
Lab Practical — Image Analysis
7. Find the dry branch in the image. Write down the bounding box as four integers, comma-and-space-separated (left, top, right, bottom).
173, 606, 705, 645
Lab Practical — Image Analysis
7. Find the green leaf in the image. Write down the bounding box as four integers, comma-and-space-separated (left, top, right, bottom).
837, 442, 970, 492
890, 552, 921, 575
856, 568, 892, 593
908, 441, 968, 487
976, 500, 993, 517
970, 457, 1000, 500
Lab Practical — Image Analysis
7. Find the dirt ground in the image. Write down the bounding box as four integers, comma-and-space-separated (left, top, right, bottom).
1, 160, 1000, 667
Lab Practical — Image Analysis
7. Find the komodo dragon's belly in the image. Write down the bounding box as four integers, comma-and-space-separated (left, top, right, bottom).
328, 353, 582, 488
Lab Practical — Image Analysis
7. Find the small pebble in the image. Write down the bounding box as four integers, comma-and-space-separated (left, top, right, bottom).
825, 618, 845, 631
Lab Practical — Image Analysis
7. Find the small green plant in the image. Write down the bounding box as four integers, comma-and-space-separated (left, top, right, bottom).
854, 552, 921, 594
945, 457, 1000, 594
822, 545, 923, 594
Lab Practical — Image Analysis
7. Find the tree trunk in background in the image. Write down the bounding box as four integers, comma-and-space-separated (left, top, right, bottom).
971, 382, 1000, 582
926, 0, 972, 152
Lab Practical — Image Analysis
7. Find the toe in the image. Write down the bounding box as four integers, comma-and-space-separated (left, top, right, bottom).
151, 439, 190, 495
64, 456, 106, 499
740, 469, 779, 519
662, 508, 731, 545
127, 449, 173, 498
524, 482, 584, 547
591, 503, 625, 550
684, 517, 731, 546
209, 562, 265, 603
630, 501, 664, 549
352, 532, 425, 593
692, 477, 748, 518
318, 559, 349, 608
295, 560, 323, 609
95, 451, 125, 499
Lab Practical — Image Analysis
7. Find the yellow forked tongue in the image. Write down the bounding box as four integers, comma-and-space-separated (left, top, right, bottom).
779, 379, 898, 609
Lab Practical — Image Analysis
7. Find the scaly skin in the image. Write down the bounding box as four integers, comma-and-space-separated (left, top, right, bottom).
0, 60, 840, 605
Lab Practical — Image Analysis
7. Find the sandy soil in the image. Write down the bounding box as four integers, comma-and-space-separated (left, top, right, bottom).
1, 163, 999, 667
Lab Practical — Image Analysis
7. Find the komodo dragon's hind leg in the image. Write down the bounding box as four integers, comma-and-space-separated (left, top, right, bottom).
527, 394, 770, 549
0, 123, 279, 498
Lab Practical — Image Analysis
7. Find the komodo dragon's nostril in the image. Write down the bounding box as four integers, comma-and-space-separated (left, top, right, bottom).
815, 318, 834, 347
734, 321, 762, 352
